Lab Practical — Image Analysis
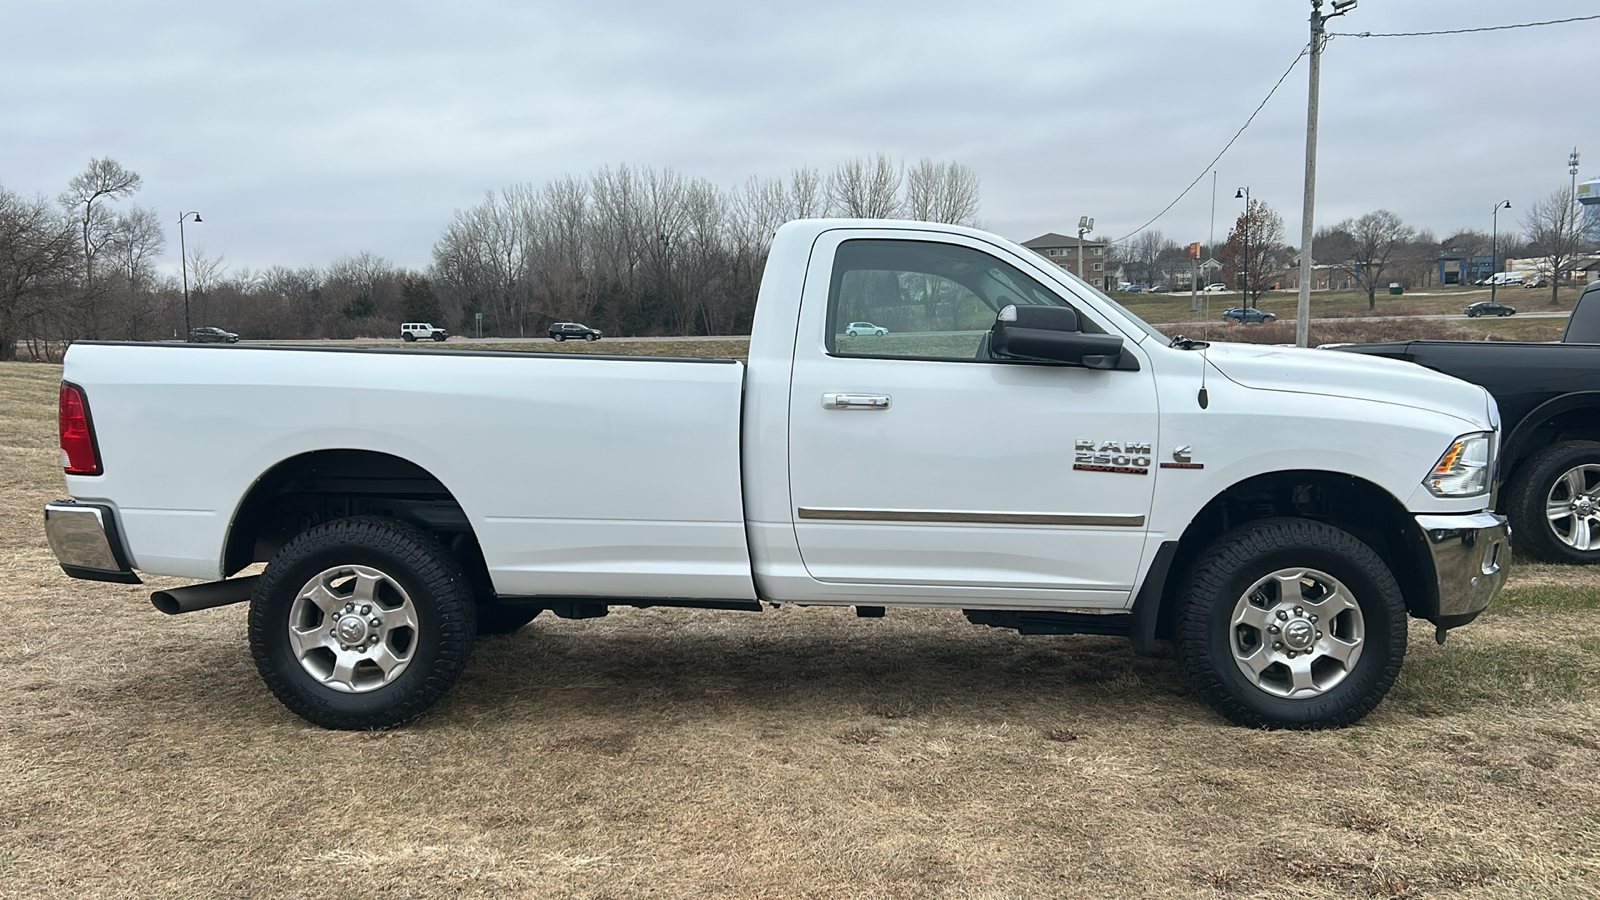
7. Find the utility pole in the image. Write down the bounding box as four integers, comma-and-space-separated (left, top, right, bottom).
1571, 148, 1582, 243
1295, 0, 1357, 348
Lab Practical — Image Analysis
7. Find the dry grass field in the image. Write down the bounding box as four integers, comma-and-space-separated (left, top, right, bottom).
3, 352, 1599, 899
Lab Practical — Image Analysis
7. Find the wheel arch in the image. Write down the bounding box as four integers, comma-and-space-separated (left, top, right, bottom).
1141, 469, 1436, 645
1501, 391, 1600, 477
223, 449, 492, 600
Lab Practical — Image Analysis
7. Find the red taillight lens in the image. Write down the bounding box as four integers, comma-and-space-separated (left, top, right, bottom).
59, 382, 102, 476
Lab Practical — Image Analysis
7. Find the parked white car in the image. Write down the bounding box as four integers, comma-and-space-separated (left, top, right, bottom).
1202, 283, 1230, 294
400, 322, 448, 342
45, 219, 1508, 732
845, 322, 888, 336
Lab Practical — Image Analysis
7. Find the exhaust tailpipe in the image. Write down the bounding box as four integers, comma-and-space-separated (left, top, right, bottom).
151, 575, 261, 615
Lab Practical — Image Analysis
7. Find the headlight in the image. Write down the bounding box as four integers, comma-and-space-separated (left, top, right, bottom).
1424, 432, 1494, 497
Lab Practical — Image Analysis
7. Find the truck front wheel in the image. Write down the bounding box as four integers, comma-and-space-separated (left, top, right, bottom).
1175, 518, 1406, 729
248, 516, 476, 729
1504, 440, 1600, 563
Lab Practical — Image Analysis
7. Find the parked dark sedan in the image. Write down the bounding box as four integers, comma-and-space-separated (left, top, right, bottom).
1221, 307, 1277, 324
549, 322, 603, 341
188, 326, 239, 343
1465, 300, 1515, 318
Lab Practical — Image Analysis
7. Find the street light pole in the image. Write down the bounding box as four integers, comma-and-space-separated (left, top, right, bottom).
1571, 148, 1582, 242
1235, 187, 1250, 309
1076, 215, 1094, 285
177, 211, 202, 339
1490, 200, 1510, 304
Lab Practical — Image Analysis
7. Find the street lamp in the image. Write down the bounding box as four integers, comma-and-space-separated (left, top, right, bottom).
1235, 187, 1250, 308
1490, 200, 1510, 304
1076, 215, 1094, 284
178, 211, 202, 339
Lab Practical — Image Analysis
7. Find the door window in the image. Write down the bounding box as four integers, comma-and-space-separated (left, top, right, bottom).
826, 239, 1092, 361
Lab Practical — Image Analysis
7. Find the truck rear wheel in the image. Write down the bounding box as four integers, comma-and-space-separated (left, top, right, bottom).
1504, 440, 1600, 563
248, 516, 476, 729
1175, 518, 1406, 729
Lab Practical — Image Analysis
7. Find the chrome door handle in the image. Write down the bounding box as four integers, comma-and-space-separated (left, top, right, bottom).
822, 393, 891, 410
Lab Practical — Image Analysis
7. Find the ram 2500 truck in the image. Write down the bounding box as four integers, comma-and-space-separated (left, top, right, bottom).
45, 219, 1508, 731
1336, 279, 1600, 565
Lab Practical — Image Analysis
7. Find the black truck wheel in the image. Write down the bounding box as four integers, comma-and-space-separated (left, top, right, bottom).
1175, 518, 1406, 729
1504, 440, 1600, 564
248, 516, 476, 729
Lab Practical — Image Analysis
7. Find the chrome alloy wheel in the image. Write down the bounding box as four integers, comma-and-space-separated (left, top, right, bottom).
287, 564, 419, 693
1229, 567, 1365, 699
1546, 463, 1600, 552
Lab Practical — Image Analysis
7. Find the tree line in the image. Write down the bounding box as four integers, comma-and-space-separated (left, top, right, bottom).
0, 156, 979, 359
1111, 188, 1599, 309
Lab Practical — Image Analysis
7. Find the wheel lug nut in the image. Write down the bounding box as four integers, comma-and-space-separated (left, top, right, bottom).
345, 602, 355, 612
361, 605, 371, 614
1277, 610, 1289, 621
369, 618, 380, 628
1309, 614, 1318, 623
1316, 631, 1323, 640
1268, 625, 1281, 635
1287, 650, 1297, 658
1273, 641, 1283, 650
1293, 607, 1304, 616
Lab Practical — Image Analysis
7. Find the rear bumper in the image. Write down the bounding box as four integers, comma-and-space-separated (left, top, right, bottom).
43, 500, 141, 584
1415, 511, 1508, 626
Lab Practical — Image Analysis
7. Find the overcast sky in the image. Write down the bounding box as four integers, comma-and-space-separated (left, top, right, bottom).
2, 1, 1596, 276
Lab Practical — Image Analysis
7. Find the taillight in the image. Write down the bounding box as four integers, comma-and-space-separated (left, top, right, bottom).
59, 382, 102, 476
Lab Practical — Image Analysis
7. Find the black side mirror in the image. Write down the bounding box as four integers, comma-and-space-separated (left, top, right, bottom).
990, 305, 1129, 369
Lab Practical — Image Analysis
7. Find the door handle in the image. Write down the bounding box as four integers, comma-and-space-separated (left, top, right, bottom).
822, 393, 892, 410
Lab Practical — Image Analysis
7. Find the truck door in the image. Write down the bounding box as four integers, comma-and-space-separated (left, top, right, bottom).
786, 230, 1159, 607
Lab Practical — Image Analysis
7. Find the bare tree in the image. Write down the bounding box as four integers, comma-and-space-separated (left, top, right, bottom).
1523, 186, 1588, 305
1330, 210, 1415, 309
0, 185, 76, 359
59, 158, 142, 338
904, 159, 980, 225
827, 155, 901, 218
104, 206, 166, 339
787, 167, 826, 220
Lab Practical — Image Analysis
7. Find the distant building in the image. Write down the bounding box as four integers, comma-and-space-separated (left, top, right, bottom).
1022, 233, 1110, 290
1436, 252, 1495, 285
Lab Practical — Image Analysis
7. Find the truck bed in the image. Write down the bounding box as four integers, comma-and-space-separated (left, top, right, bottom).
62, 343, 757, 599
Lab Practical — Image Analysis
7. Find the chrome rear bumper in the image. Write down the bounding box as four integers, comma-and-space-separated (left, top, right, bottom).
43, 500, 141, 584
1415, 511, 1508, 626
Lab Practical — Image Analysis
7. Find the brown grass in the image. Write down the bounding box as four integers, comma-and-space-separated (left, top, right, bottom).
3, 355, 1600, 898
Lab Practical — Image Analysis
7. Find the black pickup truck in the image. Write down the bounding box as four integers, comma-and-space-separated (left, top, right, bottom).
1337, 281, 1600, 564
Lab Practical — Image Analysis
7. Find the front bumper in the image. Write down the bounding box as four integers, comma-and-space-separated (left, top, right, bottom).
1414, 511, 1508, 628
43, 500, 141, 584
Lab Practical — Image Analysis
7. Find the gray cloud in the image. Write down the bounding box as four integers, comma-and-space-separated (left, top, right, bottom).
2, 0, 1594, 275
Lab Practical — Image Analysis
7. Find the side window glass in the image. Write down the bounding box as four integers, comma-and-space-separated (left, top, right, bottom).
826, 239, 1089, 360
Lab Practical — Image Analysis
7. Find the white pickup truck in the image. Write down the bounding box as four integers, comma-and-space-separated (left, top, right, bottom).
45, 219, 1508, 731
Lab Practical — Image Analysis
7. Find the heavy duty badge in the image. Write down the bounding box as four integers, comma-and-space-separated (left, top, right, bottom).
1073, 439, 1152, 475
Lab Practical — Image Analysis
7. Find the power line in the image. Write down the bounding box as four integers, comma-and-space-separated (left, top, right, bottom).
1331, 14, 1600, 38
1112, 45, 1309, 245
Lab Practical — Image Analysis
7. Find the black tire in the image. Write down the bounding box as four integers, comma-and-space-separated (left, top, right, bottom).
1504, 440, 1600, 564
433, 332, 446, 341
1175, 518, 1406, 729
248, 516, 476, 730
402, 333, 416, 342
1467, 311, 1479, 318
554, 334, 565, 342
1501, 310, 1513, 317
586, 333, 598, 341
476, 603, 544, 635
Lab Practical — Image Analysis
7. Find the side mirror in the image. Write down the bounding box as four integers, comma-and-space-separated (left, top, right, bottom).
990, 305, 1129, 369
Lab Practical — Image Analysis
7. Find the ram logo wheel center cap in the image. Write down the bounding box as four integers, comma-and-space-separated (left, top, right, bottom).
1283, 619, 1315, 650
337, 615, 370, 645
